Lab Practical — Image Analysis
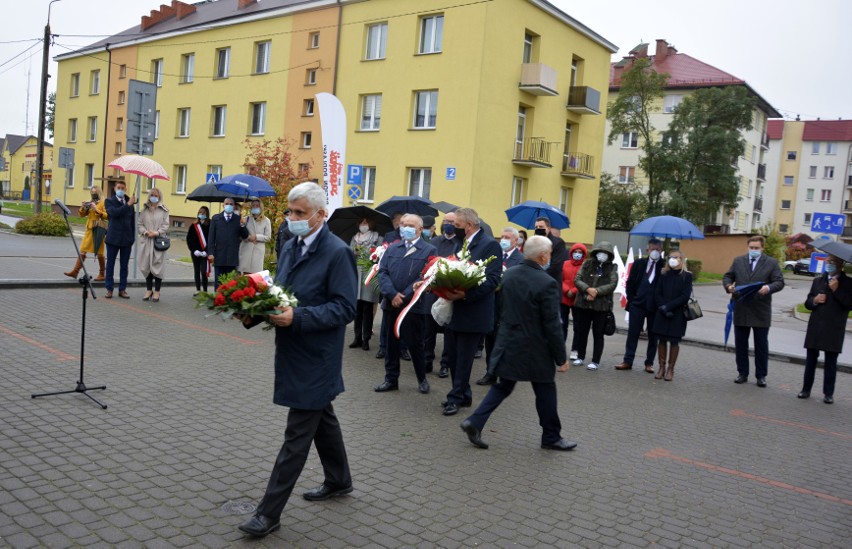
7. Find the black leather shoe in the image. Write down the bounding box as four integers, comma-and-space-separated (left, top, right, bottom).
400, 350, 411, 361
302, 483, 353, 502
824, 395, 834, 404
418, 380, 430, 394
442, 402, 459, 416
374, 381, 399, 392
474, 349, 483, 359
734, 375, 748, 384
756, 377, 767, 387
476, 373, 496, 386
797, 391, 810, 399
438, 367, 449, 378
238, 514, 280, 537
348, 340, 363, 349
542, 439, 577, 451
460, 419, 488, 449
375, 349, 385, 359
362, 341, 370, 351
441, 399, 472, 407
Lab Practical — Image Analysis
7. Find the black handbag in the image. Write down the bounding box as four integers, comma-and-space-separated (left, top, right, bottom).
604, 310, 616, 336
684, 291, 703, 321
154, 236, 171, 251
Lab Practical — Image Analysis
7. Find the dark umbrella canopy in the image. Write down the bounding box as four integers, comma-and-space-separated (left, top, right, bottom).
505, 200, 570, 229
185, 184, 241, 203
375, 195, 438, 217
432, 200, 460, 214
630, 215, 704, 240
815, 240, 852, 263
328, 206, 394, 244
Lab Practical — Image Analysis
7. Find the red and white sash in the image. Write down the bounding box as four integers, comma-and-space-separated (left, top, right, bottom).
194, 223, 210, 276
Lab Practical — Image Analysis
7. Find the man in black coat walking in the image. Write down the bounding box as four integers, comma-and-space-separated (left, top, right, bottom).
533, 216, 568, 287
207, 197, 248, 289
460, 235, 576, 451
103, 181, 136, 299
615, 239, 663, 373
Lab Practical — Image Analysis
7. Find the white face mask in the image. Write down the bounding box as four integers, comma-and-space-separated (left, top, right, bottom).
596, 252, 608, 263
668, 257, 680, 268
359, 224, 370, 233
649, 250, 661, 261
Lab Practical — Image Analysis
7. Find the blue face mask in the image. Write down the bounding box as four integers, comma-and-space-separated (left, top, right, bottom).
825, 263, 838, 274
748, 249, 761, 260
224, 204, 234, 214
251, 208, 261, 216
149, 196, 159, 204
541, 262, 551, 271
422, 228, 432, 239
198, 214, 207, 220
115, 190, 125, 198
500, 239, 511, 251
400, 226, 417, 241
287, 210, 319, 237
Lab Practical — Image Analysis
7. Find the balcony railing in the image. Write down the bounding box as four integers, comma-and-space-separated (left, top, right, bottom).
844, 201, 852, 212
513, 137, 557, 168
756, 163, 766, 181
565, 86, 601, 114
761, 133, 770, 150
560, 152, 595, 179
518, 63, 558, 96
753, 197, 763, 212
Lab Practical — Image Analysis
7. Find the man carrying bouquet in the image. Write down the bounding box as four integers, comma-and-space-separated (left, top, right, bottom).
237, 182, 357, 539
441, 207, 502, 416
375, 214, 437, 394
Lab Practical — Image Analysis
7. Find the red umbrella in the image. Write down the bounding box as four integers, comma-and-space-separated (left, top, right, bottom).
107, 155, 170, 180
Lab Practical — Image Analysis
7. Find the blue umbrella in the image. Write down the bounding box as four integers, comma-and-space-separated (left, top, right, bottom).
724, 282, 765, 349
505, 200, 570, 229
214, 174, 276, 198
630, 215, 704, 240
375, 195, 438, 217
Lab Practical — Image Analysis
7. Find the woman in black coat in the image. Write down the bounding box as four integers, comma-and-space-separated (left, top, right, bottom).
186, 206, 211, 294
652, 250, 693, 381
799, 255, 852, 404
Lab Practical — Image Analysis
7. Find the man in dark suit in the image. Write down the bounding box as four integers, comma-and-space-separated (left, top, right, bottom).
615, 238, 664, 373
103, 181, 136, 299
375, 214, 438, 394
425, 211, 462, 377
533, 217, 568, 287
723, 235, 784, 387
207, 197, 248, 289
460, 235, 576, 451
441, 207, 502, 416
376, 211, 405, 360
238, 182, 357, 539
275, 209, 294, 259
477, 227, 525, 385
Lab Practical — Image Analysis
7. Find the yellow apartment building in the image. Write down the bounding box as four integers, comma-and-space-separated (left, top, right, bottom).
54, 0, 615, 243
0, 134, 53, 201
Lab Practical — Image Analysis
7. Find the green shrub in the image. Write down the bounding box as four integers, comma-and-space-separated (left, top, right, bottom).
15, 212, 69, 236
685, 258, 702, 279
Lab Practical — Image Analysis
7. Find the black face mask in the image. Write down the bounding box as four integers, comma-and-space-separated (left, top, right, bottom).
454, 226, 467, 240
534, 228, 548, 237
442, 223, 455, 237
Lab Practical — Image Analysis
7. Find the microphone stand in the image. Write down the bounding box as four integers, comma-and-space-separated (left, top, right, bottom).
32, 205, 107, 409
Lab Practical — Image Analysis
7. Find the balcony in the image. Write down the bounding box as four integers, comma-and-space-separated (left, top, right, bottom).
753, 197, 763, 212
565, 86, 601, 114
512, 137, 558, 168
848, 175, 852, 187
756, 163, 766, 181
704, 224, 731, 234
843, 227, 852, 237
518, 63, 558, 96
560, 152, 595, 179
844, 201, 852, 212
761, 133, 770, 150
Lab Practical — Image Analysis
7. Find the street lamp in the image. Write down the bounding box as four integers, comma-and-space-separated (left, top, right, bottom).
34, 0, 61, 214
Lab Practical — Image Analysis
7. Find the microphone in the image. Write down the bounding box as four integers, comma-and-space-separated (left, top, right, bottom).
54, 199, 72, 216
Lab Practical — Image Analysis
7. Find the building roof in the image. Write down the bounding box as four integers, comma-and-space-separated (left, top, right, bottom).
0, 137, 5, 155
801, 120, 852, 142
4, 134, 33, 155
766, 119, 784, 140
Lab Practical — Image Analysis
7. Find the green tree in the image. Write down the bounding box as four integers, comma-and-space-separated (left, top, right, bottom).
607, 57, 669, 215
595, 172, 648, 230
658, 87, 755, 224
46, 92, 56, 140
758, 223, 786, 264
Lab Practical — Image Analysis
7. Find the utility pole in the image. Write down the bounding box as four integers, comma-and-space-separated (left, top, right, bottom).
35, 0, 61, 214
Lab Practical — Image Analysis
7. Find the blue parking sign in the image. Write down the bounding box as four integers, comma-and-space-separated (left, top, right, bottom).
347, 164, 363, 187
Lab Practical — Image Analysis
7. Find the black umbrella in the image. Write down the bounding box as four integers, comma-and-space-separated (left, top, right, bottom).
815, 240, 852, 263
328, 206, 394, 244
185, 184, 241, 203
375, 195, 438, 217
432, 201, 460, 214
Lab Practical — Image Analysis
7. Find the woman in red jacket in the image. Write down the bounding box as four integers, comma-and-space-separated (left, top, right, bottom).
561, 242, 587, 361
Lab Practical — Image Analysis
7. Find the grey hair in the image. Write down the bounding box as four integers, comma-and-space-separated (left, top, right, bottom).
454, 207, 481, 227
523, 235, 552, 259
502, 227, 519, 238
401, 213, 423, 228
288, 182, 326, 211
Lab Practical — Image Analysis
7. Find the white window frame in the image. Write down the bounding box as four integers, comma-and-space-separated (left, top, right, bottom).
90, 70, 100, 95
216, 47, 230, 79
154, 110, 160, 139
118, 90, 126, 105
250, 102, 266, 135
783, 176, 794, 186
68, 119, 77, 143
522, 33, 533, 63
181, 53, 195, 83
208, 165, 223, 179
85, 164, 94, 187
255, 41, 271, 74
66, 166, 75, 188
809, 166, 817, 178
362, 166, 376, 202
419, 14, 444, 54
119, 64, 127, 79
87, 117, 97, 142
212, 106, 226, 137
70, 73, 80, 97
175, 165, 187, 194
621, 132, 639, 149
152, 59, 163, 87
804, 213, 812, 225
116, 117, 124, 131
663, 94, 682, 113
780, 200, 791, 210
301, 132, 312, 149
559, 187, 569, 214
787, 151, 797, 160
360, 94, 381, 131
824, 166, 835, 179
826, 142, 837, 155
306, 68, 317, 85
365, 23, 387, 60
178, 108, 191, 137
811, 142, 820, 154
510, 176, 525, 207
115, 141, 122, 155
820, 189, 832, 202
805, 188, 814, 201
309, 32, 320, 49
303, 99, 315, 116
409, 168, 432, 198
618, 166, 635, 184
413, 90, 438, 129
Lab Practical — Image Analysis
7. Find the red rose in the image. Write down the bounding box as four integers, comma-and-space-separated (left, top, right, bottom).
246, 287, 256, 298
230, 290, 244, 301
214, 294, 226, 306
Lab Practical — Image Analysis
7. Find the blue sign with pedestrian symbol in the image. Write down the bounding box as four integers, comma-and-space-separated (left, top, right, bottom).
348, 186, 361, 200
205, 173, 220, 185
810, 212, 845, 235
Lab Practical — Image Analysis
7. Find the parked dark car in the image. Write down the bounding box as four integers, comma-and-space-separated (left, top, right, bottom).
792, 259, 816, 276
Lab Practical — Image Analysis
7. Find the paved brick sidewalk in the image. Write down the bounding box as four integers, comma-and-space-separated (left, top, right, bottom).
1, 288, 850, 548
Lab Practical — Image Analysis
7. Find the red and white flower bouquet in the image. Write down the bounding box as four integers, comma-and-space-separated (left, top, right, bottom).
194, 270, 298, 330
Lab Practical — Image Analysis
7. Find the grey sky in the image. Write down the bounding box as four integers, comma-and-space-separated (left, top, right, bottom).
2, 0, 850, 137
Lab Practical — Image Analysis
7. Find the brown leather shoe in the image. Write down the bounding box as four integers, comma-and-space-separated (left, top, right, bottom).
104, 290, 113, 299
614, 362, 632, 370
644, 364, 655, 373
118, 291, 130, 299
